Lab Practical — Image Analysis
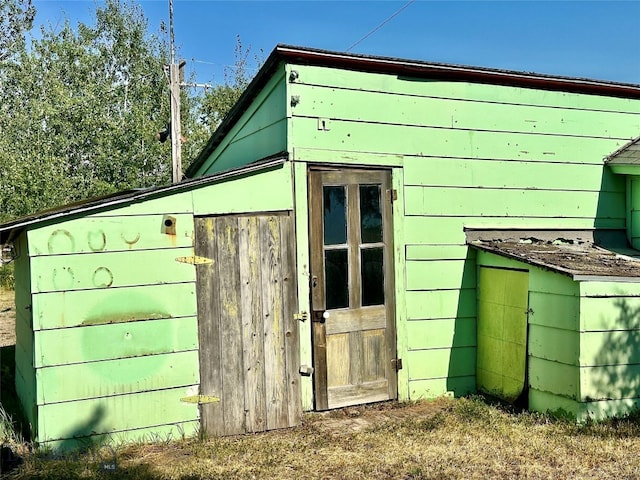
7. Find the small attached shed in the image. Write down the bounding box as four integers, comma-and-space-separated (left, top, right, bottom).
469, 229, 640, 420
3, 45, 640, 448
0, 158, 302, 450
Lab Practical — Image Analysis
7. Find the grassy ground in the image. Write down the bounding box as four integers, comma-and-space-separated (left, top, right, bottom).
1, 397, 639, 480
2, 288, 640, 479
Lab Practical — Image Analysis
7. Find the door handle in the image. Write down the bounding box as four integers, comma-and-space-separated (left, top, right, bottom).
312, 310, 330, 323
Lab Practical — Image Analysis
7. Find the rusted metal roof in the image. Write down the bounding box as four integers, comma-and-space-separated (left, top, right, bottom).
467, 229, 640, 281
0, 154, 287, 245
606, 136, 640, 165
186, 44, 640, 178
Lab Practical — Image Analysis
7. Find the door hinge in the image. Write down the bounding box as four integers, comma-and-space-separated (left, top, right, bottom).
387, 189, 398, 202
294, 311, 308, 322
180, 394, 220, 405
176, 255, 213, 265
392, 358, 403, 371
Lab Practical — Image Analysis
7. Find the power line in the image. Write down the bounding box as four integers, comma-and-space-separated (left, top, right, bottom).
346, 1, 416, 52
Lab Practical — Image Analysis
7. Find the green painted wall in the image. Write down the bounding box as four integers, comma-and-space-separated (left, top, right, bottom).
476, 251, 582, 418
286, 62, 640, 402
193, 70, 288, 176
577, 282, 640, 420
15, 164, 295, 448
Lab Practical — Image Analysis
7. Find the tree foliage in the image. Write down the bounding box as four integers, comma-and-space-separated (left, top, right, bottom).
0, 0, 173, 221
0, 0, 34, 61
0, 2, 259, 224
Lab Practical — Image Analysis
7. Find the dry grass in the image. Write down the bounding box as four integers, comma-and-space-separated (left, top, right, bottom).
3, 397, 640, 480
2, 289, 640, 479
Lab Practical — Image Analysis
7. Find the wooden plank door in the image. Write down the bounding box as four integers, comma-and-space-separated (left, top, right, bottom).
194, 213, 301, 435
309, 169, 397, 410
477, 266, 529, 403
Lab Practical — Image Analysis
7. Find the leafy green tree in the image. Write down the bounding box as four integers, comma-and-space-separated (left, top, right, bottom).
0, 0, 173, 221
0, 0, 34, 61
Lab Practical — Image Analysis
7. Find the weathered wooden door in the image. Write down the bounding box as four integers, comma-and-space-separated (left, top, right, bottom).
309, 169, 397, 410
194, 212, 301, 436
477, 266, 529, 403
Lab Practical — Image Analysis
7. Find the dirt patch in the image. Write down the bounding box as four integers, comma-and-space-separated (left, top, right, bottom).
310, 397, 451, 435
0, 289, 15, 348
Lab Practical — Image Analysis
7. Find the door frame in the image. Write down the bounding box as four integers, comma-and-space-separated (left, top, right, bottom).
308, 166, 397, 410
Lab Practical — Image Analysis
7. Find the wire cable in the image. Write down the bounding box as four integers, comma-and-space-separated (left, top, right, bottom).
346, 1, 416, 52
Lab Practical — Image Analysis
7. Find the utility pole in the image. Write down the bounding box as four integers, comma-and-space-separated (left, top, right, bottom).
169, 0, 182, 183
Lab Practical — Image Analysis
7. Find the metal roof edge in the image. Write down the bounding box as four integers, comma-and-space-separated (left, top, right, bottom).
0, 154, 288, 245
186, 44, 640, 177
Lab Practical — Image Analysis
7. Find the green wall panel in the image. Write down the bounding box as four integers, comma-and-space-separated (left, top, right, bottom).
406, 318, 476, 350
32, 282, 197, 330
292, 147, 404, 167
528, 325, 578, 365
405, 289, 476, 320
528, 292, 579, 330
40, 421, 200, 452
407, 347, 476, 380
580, 297, 640, 331
36, 350, 199, 404
404, 157, 623, 191
580, 330, 640, 367
405, 186, 624, 219
192, 162, 293, 215
406, 259, 476, 291
27, 214, 194, 256
200, 120, 287, 175
34, 316, 198, 367
290, 64, 640, 114
405, 244, 471, 261
291, 83, 639, 139
580, 364, 640, 402
293, 116, 630, 165
196, 72, 287, 175
38, 386, 199, 444
528, 389, 579, 418
31, 247, 195, 293
528, 356, 578, 399
90, 192, 194, 217
580, 281, 640, 297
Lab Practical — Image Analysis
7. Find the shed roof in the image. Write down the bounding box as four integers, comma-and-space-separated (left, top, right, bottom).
606, 136, 640, 166
186, 44, 640, 178
467, 229, 640, 281
0, 154, 287, 245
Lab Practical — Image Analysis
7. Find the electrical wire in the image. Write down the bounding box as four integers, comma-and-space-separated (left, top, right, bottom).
346, 0, 416, 52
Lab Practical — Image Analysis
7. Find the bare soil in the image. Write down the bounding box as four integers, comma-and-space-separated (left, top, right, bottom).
0, 289, 15, 347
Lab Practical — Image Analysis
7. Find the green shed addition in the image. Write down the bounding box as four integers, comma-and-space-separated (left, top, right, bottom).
2, 45, 640, 448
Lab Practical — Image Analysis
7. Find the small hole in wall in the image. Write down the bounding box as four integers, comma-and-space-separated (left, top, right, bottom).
164, 218, 174, 228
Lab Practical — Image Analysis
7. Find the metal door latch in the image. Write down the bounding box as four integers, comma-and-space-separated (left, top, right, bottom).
312, 310, 330, 323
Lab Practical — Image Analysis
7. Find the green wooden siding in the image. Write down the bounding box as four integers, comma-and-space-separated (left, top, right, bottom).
287, 61, 639, 403
194, 71, 287, 176
17, 164, 296, 448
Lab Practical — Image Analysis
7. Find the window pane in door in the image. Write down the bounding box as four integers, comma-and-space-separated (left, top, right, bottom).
361, 247, 384, 306
360, 185, 382, 244
325, 249, 349, 309
323, 186, 347, 245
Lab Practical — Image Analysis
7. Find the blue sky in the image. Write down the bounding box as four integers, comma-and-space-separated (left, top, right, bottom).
33, 1, 640, 85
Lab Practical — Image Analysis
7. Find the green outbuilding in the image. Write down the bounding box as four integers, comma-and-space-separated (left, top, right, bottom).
1, 45, 640, 449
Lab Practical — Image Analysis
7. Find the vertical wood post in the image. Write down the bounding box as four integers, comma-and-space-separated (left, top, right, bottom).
170, 63, 182, 183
